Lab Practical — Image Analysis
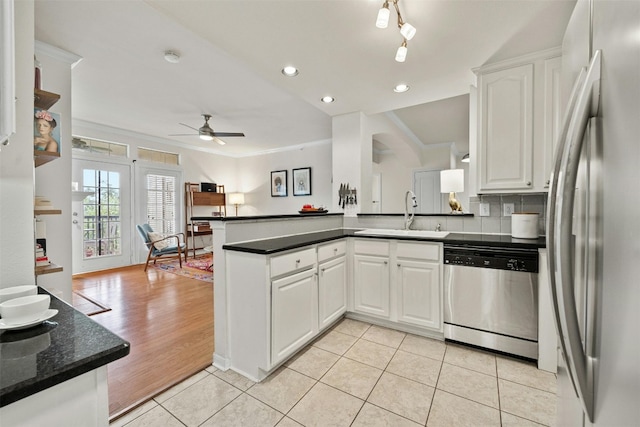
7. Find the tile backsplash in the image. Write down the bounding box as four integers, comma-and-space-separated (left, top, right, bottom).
466, 194, 547, 236
347, 193, 548, 236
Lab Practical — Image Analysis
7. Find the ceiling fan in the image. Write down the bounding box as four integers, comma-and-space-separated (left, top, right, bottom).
170, 114, 245, 145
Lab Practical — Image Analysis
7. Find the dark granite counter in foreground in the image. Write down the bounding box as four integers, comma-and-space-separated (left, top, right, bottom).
0, 288, 130, 407
223, 229, 546, 255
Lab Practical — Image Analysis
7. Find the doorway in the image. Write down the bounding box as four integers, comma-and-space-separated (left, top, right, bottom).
413, 169, 443, 213
72, 159, 132, 273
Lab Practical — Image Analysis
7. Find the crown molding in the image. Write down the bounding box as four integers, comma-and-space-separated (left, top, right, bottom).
35, 40, 83, 68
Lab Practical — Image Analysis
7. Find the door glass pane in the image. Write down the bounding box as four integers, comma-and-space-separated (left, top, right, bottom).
146, 174, 176, 234
82, 169, 122, 259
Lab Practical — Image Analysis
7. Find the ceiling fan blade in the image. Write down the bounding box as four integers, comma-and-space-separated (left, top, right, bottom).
213, 137, 226, 146
179, 123, 200, 132
211, 132, 245, 137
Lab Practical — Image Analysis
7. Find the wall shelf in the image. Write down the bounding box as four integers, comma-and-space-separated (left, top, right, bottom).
34, 88, 60, 110
35, 263, 63, 276
35, 209, 62, 215
34, 150, 61, 167
72, 191, 93, 201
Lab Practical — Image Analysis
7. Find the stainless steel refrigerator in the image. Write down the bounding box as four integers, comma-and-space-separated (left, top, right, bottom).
547, 0, 640, 425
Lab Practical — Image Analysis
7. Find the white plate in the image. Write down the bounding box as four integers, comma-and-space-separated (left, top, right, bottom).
0, 309, 58, 330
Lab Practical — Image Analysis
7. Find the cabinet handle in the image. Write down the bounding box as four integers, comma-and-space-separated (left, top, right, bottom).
334, 248, 338, 253
397, 263, 401, 267
72, 220, 78, 224
384, 261, 388, 265
546, 179, 550, 185
295, 259, 300, 264
526, 181, 532, 186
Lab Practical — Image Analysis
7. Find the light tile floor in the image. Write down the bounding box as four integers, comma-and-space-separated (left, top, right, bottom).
111, 318, 557, 427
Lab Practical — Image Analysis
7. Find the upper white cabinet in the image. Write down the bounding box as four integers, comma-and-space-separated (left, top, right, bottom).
476, 48, 562, 193
542, 56, 563, 188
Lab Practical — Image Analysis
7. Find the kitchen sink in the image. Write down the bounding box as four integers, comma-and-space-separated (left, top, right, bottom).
354, 229, 450, 238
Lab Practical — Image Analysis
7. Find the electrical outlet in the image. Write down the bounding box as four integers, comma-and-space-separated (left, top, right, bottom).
479, 203, 490, 217
503, 203, 515, 216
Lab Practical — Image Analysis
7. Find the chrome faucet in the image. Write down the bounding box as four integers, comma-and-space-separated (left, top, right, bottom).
435, 223, 441, 232
404, 191, 418, 230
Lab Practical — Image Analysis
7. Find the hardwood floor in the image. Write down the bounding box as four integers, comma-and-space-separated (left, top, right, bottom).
72, 264, 214, 421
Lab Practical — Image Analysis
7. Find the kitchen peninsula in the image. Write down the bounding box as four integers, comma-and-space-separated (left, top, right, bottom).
0, 289, 129, 426
197, 213, 552, 383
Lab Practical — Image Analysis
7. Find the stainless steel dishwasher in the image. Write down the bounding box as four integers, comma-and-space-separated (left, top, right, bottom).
443, 244, 539, 359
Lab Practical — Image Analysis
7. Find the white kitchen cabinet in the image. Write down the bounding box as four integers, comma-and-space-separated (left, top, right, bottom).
476, 48, 562, 194
396, 242, 442, 330
353, 239, 391, 318
271, 268, 318, 366
352, 239, 443, 335
478, 63, 534, 192
318, 255, 347, 330
542, 56, 563, 188
353, 253, 390, 318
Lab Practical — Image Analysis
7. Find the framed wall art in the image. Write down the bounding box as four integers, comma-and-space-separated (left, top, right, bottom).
271, 170, 287, 197
34, 108, 61, 153
293, 167, 311, 196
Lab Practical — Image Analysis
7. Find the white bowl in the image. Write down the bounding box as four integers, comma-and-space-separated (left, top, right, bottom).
0, 285, 38, 304
0, 294, 50, 325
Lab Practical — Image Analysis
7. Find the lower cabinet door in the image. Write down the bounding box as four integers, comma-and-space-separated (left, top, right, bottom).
353, 254, 390, 318
271, 268, 318, 366
318, 256, 347, 330
397, 259, 441, 330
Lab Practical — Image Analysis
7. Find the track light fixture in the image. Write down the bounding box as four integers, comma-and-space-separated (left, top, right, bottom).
375, 0, 416, 62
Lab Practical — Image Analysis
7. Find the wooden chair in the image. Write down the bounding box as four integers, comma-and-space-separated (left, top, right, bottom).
136, 224, 186, 272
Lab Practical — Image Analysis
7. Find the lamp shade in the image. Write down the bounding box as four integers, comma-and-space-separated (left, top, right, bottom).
228, 192, 245, 205
395, 43, 408, 62
400, 22, 416, 40
440, 169, 464, 193
376, 5, 390, 28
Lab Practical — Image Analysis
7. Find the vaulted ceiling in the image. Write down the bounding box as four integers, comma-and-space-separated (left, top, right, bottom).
34, 0, 576, 157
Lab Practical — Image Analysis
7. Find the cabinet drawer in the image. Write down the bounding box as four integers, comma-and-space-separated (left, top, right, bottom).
270, 248, 316, 278
353, 239, 389, 256
397, 242, 441, 261
318, 240, 346, 263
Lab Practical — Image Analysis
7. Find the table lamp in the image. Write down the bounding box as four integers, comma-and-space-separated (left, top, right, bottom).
228, 192, 245, 216
440, 169, 464, 213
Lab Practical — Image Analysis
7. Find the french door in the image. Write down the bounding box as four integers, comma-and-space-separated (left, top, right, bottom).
72, 159, 132, 273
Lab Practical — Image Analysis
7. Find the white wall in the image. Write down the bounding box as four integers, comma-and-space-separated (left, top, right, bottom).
235, 140, 333, 216
0, 0, 35, 289
73, 122, 334, 217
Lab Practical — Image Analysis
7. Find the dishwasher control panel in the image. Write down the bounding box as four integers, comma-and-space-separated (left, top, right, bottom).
443, 245, 539, 272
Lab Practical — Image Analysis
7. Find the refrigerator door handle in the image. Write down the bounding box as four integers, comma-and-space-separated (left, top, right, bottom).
552, 50, 601, 423
547, 65, 587, 343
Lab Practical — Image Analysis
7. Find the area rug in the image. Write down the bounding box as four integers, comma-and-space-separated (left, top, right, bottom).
150, 254, 213, 282
72, 291, 112, 316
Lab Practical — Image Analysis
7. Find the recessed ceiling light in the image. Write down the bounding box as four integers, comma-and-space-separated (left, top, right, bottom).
321, 96, 335, 103
281, 66, 299, 77
394, 83, 410, 93
164, 51, 180, 64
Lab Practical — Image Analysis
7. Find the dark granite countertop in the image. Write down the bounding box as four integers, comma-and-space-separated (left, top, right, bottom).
0, 288, 130, 407
192, 212, 344, 222
223, 229, 546, 255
